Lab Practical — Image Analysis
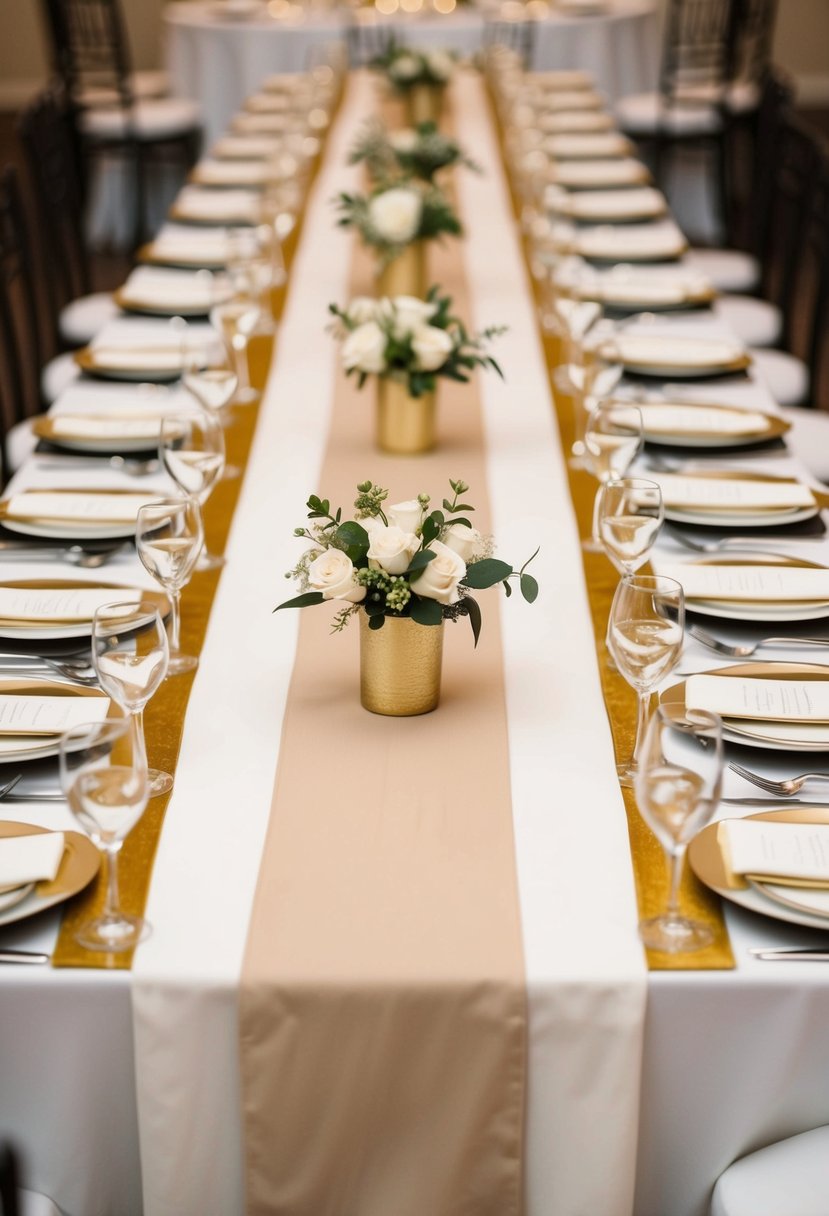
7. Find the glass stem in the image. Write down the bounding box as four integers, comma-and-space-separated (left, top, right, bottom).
666, 845, 686, 921
131, 708, 148, 773
169, 589, 182, 656
232, 335, 251, 396
632, 689, 651, 768
103, 844, 122, 923
591, 484, 602, 545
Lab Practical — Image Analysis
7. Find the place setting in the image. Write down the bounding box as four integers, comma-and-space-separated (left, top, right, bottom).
74, 316, 222, 381
114, 266, 235, 318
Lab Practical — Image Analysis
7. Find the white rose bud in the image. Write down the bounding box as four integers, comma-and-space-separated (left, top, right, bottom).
308, 549, 366, 603
389, 128, 419, 153
367, 186, 423, 245
426, 51, 454, 82
347, 296, 379, 325
413, 539, 466, 605
367, 525, 420, 575
442, 522, 482, 563
387, 499, 424, 534
341, 320, 387, 375
391, 54, 421, 82
411, 324, 454, 372
391, 295, 438, 339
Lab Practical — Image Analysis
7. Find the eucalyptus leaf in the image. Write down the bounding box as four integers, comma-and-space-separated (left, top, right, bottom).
462, 558, 513, 589
409, 597, 443, 626
464, 595, 482, 648
406, 549, 436, 576
368, 614, 385, 630
273, 591, 325, 612
520, 573, 539, 604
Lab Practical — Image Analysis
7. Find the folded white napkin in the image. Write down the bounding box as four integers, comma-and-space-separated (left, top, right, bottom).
544, 133, 631, 159
173, 186, 260, 223
147, 225, 233, 265
637, 404, 770, 436
721, 819, 829, 884
552, 188, 666, 222
549, 158, 649, 188
231, 112, 297, 134
686, 673, 829, 723
611, 332, 746, 368
212, 134, 285, 160
52, 380, 191, 418
89, 318, 220, 369
656, 563, 829, 603
575, 220, 687, 260
194, 159, 269, 186
538, 111, 614, 133
652, 472, 814, 512
4, 490, 160, 524
121, 267, 231, 309
0, 832, 65, 892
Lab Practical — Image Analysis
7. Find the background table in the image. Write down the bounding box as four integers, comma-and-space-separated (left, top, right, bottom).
164, 0, 659, 143
2, 68, 829, 1216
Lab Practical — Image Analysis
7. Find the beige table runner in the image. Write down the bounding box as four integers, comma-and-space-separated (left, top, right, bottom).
239, 147, 527, 1215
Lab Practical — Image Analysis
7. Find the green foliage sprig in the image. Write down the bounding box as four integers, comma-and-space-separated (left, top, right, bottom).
349, 120, 479, 185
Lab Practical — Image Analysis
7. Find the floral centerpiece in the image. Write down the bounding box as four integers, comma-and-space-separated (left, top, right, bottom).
350, 120, 478, 185
275, 479, 538, 715
336, 181, 461, 296
372, 44, 457, 125
330, 288, 503, 453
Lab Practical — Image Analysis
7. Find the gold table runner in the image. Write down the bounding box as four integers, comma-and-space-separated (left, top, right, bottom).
239, 90, 527, 1215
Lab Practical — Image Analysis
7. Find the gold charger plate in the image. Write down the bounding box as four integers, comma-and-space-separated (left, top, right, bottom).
0, 820, 100, 928
618, 399, 790, 447
112, 287, 218, 319
0, 677, 116, 762
136, 242, 228, 271
662, 661, 829, 752
0, 579, 168, 637
600, 334, 750, 376
689, 806, 829, 930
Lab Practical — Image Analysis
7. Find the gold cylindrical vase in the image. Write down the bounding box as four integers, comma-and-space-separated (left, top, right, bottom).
406, 84, 443, 126
377, 241, 426, 298
376, 378, 436, 455
359, 613, 444, 716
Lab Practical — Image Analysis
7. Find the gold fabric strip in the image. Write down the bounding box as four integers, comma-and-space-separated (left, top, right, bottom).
488, 92, 733, 970
52, 130, 332, 969
239, 79, 527, 1216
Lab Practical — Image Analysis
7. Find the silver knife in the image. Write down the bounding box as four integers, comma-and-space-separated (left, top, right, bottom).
0, 949, 50, 964
721, 798, 829, 808
750, 948, 829, 961
0, 793, 66, 803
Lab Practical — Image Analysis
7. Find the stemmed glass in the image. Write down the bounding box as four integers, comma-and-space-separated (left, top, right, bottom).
635, 705, 723, 953
92, 599, 171, 797
181, 365, 241, 480
608, 574, 685, 787
210, 298, 262, 405
160, 406, 226, 570
59, 716, 150, 953
583, 402, 644, 551
598, 478, 664, 577
136, 496, 204, 675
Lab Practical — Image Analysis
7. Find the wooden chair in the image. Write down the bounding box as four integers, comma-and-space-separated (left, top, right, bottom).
39, 0, 201, 250
17, 89, 117, 351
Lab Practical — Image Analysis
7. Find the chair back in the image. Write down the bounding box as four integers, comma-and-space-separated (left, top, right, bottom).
482, 19, 536, 70
762, 116, 822, 342
0, 168, 44, 455
39, 0, 134, 113
18, 89, 91, 351
659, 0, 735, 106
727, 0, 778, 87
798, 150, 829, 408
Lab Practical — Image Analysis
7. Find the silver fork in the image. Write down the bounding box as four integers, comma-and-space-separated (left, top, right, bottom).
0, 658, 99, 686
729, 761, 829, 796
689, 624, 829, 658
665, 529, 826, 554
34, 454, 160, 477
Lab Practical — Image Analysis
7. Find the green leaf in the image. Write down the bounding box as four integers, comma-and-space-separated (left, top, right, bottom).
364, 598, 386, 617
368, 613, 385, 630
520, 573, 539, 604
334, 521, 370, 560
462, 558, 513, 589
405, 548, 436, 576
273, 592, 325, 612
409, 597, 443, 625
503, 581, 512, 597
464, 595, 482, 648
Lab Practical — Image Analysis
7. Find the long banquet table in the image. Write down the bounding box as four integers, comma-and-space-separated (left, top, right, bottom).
164, 0, 659, 143
2, 68, 829, 1216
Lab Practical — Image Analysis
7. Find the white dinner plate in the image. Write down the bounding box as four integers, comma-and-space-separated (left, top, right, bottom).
0, 882, 34, 913
548, 187, 667, 224
0, 489, 161, 540
663, 662, 829, 752
538, 111, 615, 133
544, 132, 633, 160
603, 333, 750, 376
660, 554, 829, 623
0, 821, 100, 928
574, 225, 688, 262
0, 580, 169, 640
33, 413, 166, 453
549, 158, 651, 189
190, 159, 270, 189
625, 400, 788, 447
690, 807, 829, 930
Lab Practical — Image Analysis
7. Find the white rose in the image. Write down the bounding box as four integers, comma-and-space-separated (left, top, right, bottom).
387, 499, 423, 534
390, 53, 421, 82
426, 51, 454, 82
411, 324, 454, 372
347, 296, 379, 325
413, 539, 465, 605
391, 295, 438, 339
367, 525, 420, 575
367, 187, 423, 245
308, 549, 366, 603
341, 320, 387, 375
442, 522, 482, 563
389, 128, 419, 153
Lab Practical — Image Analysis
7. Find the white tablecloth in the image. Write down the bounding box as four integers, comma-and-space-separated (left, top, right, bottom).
2, 70, 829, 1216
165, 0, 659, 143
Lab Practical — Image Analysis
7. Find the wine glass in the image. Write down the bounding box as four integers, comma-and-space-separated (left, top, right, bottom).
635, 705, 723, 953
226, 231, 275, 336
583, 401, 643, 551
160, 406, 226, 570
59, 716, 150, 953
598, 478, 664, 577
210, 298, 262, 405
92, 599, 171, 797
136, 496, 204, 675
608, 574, 685, 787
